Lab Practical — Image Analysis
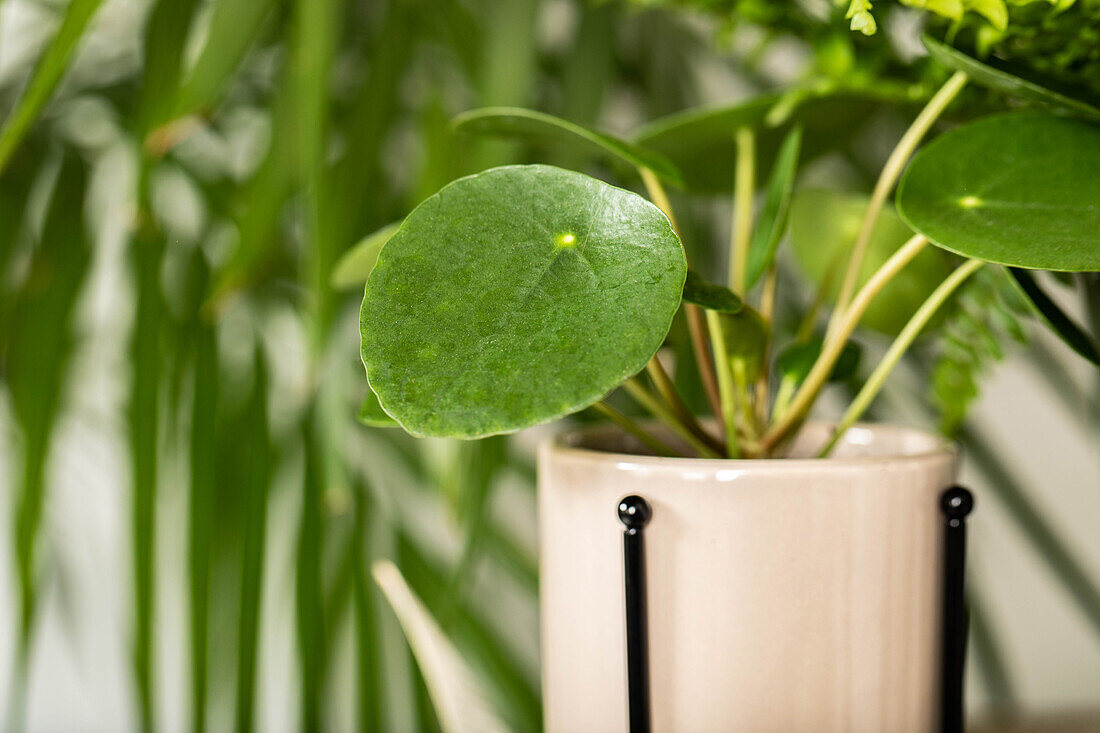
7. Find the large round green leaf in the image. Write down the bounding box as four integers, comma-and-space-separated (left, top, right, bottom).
360, 164, 687, 438
789, 189, 953, 335
923, 36, 1100, 121
897, 113, 1100, 272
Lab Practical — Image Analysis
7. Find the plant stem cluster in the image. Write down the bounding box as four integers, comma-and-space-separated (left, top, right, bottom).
605, 71, 985, 459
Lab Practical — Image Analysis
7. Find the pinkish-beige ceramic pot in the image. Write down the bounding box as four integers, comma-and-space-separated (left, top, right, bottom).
538, 421, 958, 733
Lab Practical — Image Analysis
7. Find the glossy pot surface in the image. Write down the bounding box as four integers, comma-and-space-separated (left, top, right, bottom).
538, 422, 957, 733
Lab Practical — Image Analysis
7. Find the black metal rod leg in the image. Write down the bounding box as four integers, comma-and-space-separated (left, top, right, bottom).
618, 495, 653, 733
940, 486, 974, 733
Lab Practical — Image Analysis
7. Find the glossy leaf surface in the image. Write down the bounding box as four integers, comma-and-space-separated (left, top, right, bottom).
452, 106, 682, 185
790, 189, 953, 335
361, 165, 686, 438
897, 113, 1100, 272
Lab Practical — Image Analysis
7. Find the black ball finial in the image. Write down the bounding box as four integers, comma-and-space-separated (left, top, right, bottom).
618, 495, 652, 530
941, 486, 974, 519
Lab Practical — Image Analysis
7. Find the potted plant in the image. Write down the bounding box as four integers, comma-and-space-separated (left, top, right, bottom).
344, 2, 1100, 728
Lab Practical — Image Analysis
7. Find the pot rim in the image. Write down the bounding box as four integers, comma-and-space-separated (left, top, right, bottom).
543, 420, 957, 470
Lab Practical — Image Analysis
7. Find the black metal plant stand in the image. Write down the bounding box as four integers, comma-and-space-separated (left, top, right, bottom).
940, 486, 974, 733
617, 495, 653, 733
615, 486, 975, 733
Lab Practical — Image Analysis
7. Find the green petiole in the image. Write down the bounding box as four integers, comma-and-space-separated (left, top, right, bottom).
705, 311, 742, 458
730, 126, 756, 294
592, 402, 683, 458
817, 258, 985, 457
826, 70, 969, 340
623, 378, 725, 458
759, 233, 930, 454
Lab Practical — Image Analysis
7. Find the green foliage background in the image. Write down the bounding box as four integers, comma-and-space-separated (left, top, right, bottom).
0, 0, 1097, 730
